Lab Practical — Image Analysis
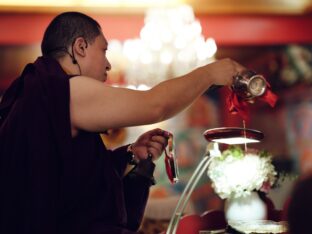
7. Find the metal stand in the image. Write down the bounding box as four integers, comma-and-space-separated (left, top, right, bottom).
166, 143, 221, 234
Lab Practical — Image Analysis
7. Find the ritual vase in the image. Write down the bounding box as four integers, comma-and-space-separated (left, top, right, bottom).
224, 191, 267, 222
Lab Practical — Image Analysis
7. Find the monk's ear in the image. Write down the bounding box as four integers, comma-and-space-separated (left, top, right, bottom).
73, 37, 88, 57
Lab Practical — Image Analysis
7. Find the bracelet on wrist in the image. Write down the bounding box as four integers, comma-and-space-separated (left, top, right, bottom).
126, 144, 139, 165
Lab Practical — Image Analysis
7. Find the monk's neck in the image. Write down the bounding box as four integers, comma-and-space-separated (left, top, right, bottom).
58, 56, 81, 76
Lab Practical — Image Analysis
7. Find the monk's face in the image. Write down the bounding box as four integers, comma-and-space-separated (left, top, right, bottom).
82, 33, 111, 82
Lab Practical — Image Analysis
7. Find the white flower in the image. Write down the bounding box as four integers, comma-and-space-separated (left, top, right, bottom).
207, 148, 277, 199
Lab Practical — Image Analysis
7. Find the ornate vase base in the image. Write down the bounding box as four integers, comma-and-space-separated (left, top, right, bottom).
224, 192, 267, 222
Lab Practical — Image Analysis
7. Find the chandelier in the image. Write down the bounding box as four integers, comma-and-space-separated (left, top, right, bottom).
107, 4, 217, 89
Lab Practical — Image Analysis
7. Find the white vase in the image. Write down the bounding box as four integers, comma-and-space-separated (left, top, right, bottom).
224, 192, 267, 222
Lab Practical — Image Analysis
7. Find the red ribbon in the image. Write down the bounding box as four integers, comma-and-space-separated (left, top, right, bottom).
165, 153, 174, 184
226, 81, 278, 121
164, 134, 177, 184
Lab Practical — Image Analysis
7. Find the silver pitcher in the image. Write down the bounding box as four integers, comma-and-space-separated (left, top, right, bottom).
232, 70, 267, 100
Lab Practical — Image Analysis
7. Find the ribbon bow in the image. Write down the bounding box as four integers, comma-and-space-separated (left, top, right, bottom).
227, 79, 278, 121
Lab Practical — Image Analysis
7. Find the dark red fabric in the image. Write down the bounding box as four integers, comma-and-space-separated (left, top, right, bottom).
0, 57, 150, 234
226, 81, 278, 121
175, 210, 227, 234
165, 153, 174, 184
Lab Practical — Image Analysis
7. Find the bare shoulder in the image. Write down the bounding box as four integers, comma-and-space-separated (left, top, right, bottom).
69, 76, 160, 133
69, 75, 109, 93
69, 76, 141, 106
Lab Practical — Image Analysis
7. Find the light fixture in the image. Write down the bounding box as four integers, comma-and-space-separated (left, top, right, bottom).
107, 4, 217, 90
166, 127, 264, 234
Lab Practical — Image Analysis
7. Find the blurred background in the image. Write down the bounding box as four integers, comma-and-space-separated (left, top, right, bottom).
1, 0, 312, 232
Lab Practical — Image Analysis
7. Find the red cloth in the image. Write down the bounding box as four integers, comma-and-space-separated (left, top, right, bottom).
173, 210, 227, 234
164, 135, 177, 184
0, 57, 150, 234
226, 81, 278, 121
165, 153, 174, 184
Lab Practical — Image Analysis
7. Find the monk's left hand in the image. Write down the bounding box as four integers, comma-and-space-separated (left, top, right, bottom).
131, 128, 171, 162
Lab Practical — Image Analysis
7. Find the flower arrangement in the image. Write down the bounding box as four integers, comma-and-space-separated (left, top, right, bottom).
207, 146, 277, 199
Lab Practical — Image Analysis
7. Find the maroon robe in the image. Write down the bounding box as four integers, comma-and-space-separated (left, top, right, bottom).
0, 57, 152, 234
